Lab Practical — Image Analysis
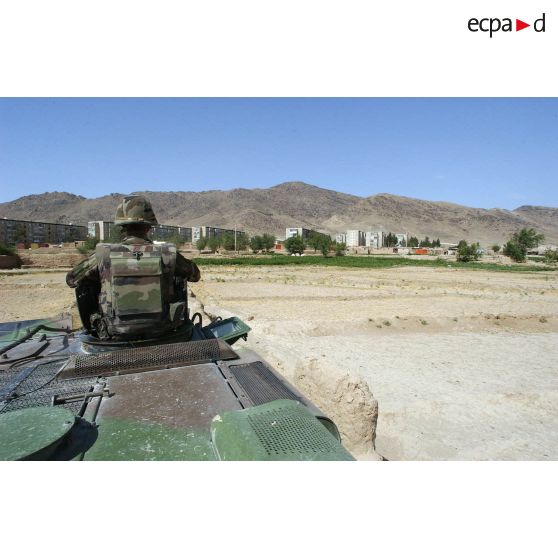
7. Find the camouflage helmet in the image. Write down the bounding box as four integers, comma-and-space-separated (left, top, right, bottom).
114, 195, 158, 226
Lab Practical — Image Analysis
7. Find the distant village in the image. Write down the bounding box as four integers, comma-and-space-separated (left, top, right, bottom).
285, 227, 448, 255
1, 217, 554, 258
0, 216, 452, 253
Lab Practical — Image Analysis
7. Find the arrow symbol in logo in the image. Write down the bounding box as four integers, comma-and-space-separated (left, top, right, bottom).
516, 19, 530, 31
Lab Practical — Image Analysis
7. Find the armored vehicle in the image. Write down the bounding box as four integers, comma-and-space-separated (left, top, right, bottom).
1, 194, 353, 460
0, 312, 353, 461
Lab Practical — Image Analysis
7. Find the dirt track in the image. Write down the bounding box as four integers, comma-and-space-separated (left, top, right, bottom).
1, 265, 557, 460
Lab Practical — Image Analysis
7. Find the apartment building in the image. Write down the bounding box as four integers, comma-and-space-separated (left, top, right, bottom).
0, 218, 87, 246
346, 230, 366, 247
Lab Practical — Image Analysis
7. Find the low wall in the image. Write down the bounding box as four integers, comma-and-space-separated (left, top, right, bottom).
17, 249, 85, 268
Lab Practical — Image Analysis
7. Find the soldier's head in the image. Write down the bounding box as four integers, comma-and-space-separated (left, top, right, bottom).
114, 195, 158, 238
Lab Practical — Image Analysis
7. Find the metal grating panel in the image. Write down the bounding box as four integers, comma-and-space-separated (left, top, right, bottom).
59, 339, 238, 379
228, 361, 303, 406
246, 403, 350, 458
0, 360, 97, 415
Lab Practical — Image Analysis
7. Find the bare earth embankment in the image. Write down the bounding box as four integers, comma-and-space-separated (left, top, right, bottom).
2, 264, 557, 460
191, 265, 558, 460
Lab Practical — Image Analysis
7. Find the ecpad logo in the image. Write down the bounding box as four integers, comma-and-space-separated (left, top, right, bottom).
468, 13, 546, 37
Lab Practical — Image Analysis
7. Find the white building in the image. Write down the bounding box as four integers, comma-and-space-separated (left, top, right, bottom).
285, 227, 312, 241
346, 230, 366, 247
335, 233, 346, 244
192, 226, 245, 242
395, 233, 408, 247
365, 231, 384, 248
88, 221, 114, 242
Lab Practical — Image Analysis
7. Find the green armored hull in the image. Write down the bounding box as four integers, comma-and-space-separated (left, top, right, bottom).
0, 315, 353, 461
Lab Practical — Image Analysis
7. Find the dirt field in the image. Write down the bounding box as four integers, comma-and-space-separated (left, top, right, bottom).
1, 264, 557, 460
191, 265, 558, 460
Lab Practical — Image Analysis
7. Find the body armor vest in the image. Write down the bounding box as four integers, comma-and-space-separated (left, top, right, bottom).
93, 243, 183, 340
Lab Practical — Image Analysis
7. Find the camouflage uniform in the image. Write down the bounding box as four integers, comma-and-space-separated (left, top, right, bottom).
66, 196, 200, 340
66, 233, 200, 287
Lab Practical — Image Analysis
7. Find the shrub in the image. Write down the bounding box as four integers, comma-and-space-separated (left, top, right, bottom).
0, 241, 17, 256
165, 232, 185, 247
543, 249, 558, 265
0, 242, 22, 268
196, 237, 208, 250
491, 244, 501, 253
334, 242, 346, 256
77, 236, 98, 254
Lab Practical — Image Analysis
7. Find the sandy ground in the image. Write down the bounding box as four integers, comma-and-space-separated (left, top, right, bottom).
0, 270, 81, 324
191, 265, 558, 460
2, 265, 557, 460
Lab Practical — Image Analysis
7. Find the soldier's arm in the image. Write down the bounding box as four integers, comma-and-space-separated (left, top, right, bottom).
66, 253, 99, 288
175, 252, 201, 282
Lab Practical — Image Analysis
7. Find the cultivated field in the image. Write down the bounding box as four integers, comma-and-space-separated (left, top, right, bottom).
2, 262, 557, 460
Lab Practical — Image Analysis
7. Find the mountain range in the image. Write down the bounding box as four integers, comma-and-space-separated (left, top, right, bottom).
1, 182, 557, 245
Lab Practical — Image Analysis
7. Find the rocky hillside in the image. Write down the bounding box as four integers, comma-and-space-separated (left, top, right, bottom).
1, 182, 556, 245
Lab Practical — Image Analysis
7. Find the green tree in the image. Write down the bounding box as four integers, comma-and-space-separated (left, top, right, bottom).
503, 241, 526, 262
384, 232, 397, 247
456, 241, 481, 262
307, 232, 320, 252
514, 228, 544, 250
491, 244, 501, 253
408, 236, 419, 248
196, 237, 208, 250
236, 234, 249, 251
420, 236, 432, 248
221, 233, 236, 251
334, 242, 346, 256
261, 233, 276, 252
250, 235, 263, 253
285, 235, 305, 255
207, 237, 220, 253
313, 234, 332, 257
503, 228, 545, 263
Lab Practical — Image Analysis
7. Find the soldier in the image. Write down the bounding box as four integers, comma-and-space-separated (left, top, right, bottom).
67, 195, 200, 340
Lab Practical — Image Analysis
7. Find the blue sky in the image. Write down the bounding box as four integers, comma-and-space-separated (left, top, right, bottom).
0, 98, 557, 208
